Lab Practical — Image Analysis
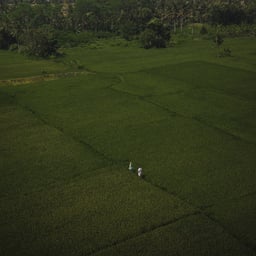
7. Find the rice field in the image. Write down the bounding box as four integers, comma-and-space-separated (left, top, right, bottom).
0, 37, 256, 255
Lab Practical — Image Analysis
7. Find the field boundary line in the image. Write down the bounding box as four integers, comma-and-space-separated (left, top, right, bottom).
108, 84, 256, 147
0, 164, 117, 202
16, 101, 128, 165
141, 175, 256, 254
2, 74, 255, 254
105, 78, 256, 253
204, 212, 256, 252
203, 190, 256, 210
135, 59, 256, 75
86, 212, 200, 256
0, 89, 129, 164
202, 59, 256, 74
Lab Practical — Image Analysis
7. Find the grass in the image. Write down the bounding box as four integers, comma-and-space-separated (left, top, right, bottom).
206, 194, 256, 249
0, 37, 256, 255
95, 215, 254, 256
0, 50, 72, 80
0, 169, 195, 256
0, 92, 108, 197
63, 37, 256, 73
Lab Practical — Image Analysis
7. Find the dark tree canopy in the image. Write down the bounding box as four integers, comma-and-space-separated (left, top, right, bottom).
140, 18, 171, 49
0, 0, 256, 56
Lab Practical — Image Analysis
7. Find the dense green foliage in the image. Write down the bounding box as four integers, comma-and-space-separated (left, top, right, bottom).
0, 37, 256, 255
140, 18, 171, 48
1, 0, 256, 54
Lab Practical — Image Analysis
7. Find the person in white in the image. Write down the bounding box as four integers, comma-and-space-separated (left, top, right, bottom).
138, 167, 143, 177
128, 161, 133, 171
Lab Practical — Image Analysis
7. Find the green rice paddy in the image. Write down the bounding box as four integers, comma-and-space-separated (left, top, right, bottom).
0, 37, 256, 255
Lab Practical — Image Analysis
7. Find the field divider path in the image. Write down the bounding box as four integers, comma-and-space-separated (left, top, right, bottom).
0, 70, 94, 86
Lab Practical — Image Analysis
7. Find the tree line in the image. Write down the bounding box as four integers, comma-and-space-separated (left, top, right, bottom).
1, 0, 256, 56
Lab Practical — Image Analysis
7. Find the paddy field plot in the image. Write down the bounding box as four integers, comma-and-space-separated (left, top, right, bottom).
0, 38, 256, 255
0, 50, 70, 80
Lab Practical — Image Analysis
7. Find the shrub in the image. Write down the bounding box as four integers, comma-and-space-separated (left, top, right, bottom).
9, 43, 18, 51
140, 18, 170, 49
119, 21, 138, 41
140, 29, 158, 49
200, 26, 208, 35
56, 31, 96, 48
0, 30, 16, 49
219, 48, 232, 57
214, 33, 224, 47
27, 29, 58, 57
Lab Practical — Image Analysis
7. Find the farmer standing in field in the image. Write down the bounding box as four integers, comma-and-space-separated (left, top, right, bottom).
128, 161, 133, 171
138, 167, 143, 177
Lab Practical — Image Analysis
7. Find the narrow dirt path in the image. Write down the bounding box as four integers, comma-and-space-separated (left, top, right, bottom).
0, 70, 93, 86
